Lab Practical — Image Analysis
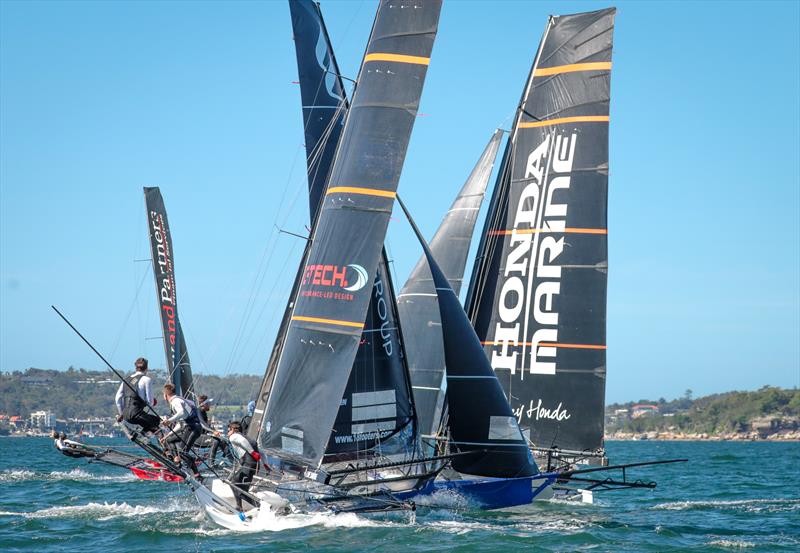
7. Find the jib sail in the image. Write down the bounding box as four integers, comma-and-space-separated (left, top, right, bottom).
466, 8, 615, 455
258, 0, 442, 467
397, 130, 503, 440
399, 198, 537, 478
143, 186, 193, 398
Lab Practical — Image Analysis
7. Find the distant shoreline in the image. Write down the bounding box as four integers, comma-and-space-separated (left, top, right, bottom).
606, 433, 800, 443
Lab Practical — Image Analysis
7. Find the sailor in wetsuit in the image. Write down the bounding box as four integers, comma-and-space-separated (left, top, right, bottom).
227, 421, 262, 514
161, 383, 202, 477
114, 358, 160, 434
194, 395, 230, 462
51, 430, 94, 458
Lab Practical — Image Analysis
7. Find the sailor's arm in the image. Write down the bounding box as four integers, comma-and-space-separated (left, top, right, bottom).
115, 383, 125, 414
142, 376, 154, 406
199, 417, 215, 434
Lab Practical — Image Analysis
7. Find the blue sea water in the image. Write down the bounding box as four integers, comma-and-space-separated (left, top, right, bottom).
0, 438, 798, 552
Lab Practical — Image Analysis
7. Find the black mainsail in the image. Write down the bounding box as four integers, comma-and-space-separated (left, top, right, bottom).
143, 187, 193, 398
259, 0, 442, 467
465, 9, 615, 456
249, 0, 417, 457
399, 198, 537, 478
397, 130, 503, 440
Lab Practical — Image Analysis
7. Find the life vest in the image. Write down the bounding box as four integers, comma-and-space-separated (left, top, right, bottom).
240, 414, 252, 434
171, 396, 200, 426
123, 373, 146, 412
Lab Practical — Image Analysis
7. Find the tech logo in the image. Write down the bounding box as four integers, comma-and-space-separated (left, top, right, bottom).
302, 263, 368, 292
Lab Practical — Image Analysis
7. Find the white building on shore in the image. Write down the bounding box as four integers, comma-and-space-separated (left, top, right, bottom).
30, 410, 55, 428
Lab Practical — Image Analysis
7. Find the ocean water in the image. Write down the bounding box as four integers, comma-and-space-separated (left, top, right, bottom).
0, 438, 798, 552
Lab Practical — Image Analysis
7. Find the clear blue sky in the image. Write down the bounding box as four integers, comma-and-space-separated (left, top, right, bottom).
1, 1, 798, 404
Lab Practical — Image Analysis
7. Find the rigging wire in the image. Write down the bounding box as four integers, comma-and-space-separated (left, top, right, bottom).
108, 263, 151, 362
223, 72, 348, 379
221, 144, 305, 376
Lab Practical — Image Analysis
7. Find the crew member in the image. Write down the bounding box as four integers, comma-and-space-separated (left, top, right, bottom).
51, 431, 93, 458
114, 358, 159, 434
195, 395, 230, 461
240, 400, 256, 434
227, 420, 262, 514
161, 383, 202, 476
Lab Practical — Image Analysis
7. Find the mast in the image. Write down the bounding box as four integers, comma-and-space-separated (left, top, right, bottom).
258, 0, 442, 467
397, 130, 503, 441
143, 187, 193, 398
466, 8, 616, 456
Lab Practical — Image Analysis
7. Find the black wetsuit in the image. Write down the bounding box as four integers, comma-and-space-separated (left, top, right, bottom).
195, 409, 229, 460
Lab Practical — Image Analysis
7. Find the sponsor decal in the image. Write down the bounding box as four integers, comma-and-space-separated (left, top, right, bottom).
333, 429, 392, 445
149, 210, 179, 364
372, 274, 395, 357
300, 263, 368, 301
490, 131, 577, 377
512, 398, 571, 424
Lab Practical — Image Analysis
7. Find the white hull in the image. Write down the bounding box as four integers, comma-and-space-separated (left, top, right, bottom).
193, 477, 291, 531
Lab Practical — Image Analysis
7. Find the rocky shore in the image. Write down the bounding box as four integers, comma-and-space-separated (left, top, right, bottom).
606, 430, 800, 441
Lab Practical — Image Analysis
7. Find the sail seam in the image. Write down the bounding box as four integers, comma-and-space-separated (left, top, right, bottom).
481, 341, 606, 350
291, 315, 364, 329
519, 115, 609, 128
364, 52, 430, 65
326, 186, 397, 198
534, 62, 611, 76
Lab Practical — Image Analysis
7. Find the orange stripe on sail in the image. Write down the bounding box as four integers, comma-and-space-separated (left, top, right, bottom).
291, 315, 364, 329
519, 116, 609, 128
326, 186, 396, 199
489, 228, 608, 236
481, 341, 606, 350
534, 62, 612, 77
364, 53, 430, 66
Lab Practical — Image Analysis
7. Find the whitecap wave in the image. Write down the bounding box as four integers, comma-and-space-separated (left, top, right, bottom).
1, 500, 194, 520
652, 498, 800, 513
0, 469, 37, 482
0, 468, 136, 483
707, 539, 756, 548
228, 508, 382, 533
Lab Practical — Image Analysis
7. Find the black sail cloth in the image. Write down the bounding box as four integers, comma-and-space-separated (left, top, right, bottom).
260, 0, 442, 467
398, 130, 503, 440
466, 9, 615, 454
289, 0, 348, 218
248, 0, 418, 456
398, 198, 537, 478
143, 187, 193, 398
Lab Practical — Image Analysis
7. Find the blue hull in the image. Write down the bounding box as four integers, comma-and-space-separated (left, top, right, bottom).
398, 473, 557, 510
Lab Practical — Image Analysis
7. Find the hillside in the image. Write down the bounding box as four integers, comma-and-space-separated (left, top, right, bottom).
0, 367, 262, 420
606, 387, 800, 439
